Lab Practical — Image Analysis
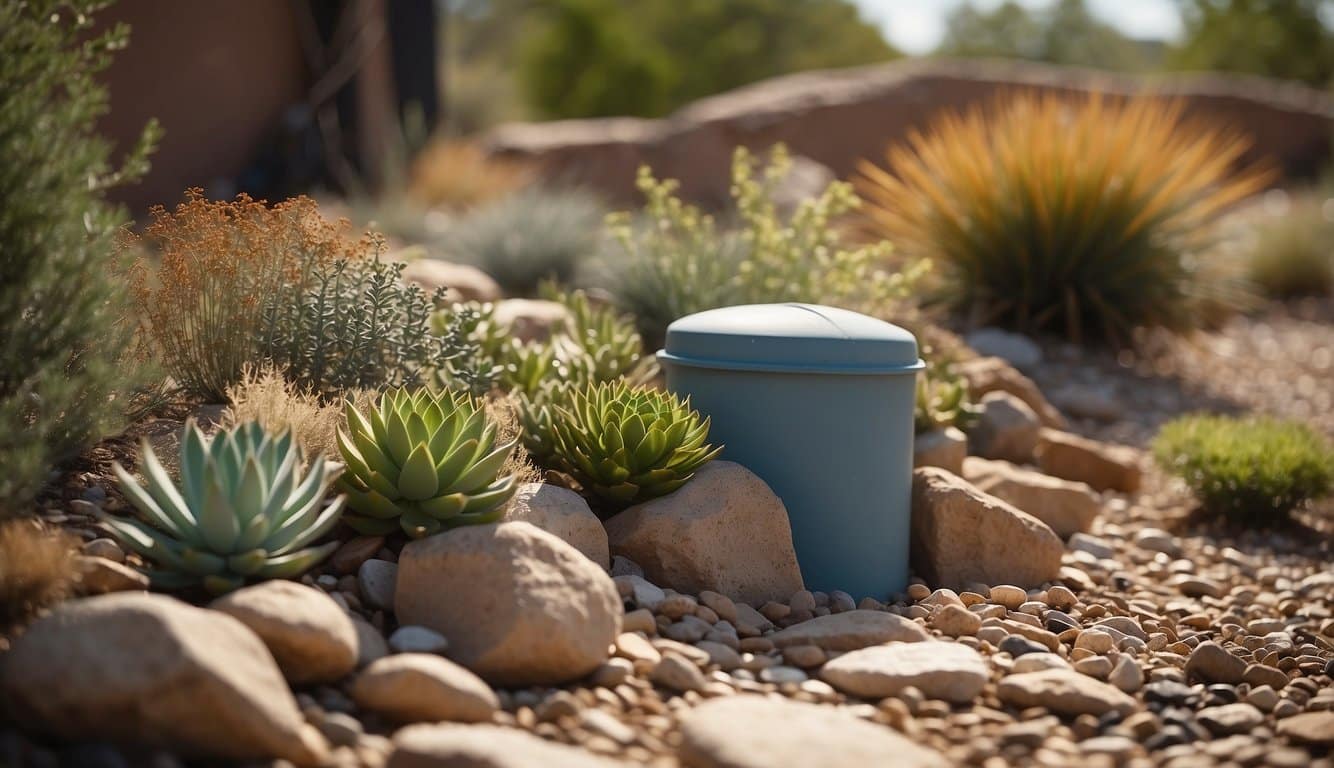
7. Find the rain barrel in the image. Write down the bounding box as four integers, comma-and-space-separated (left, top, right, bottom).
658, 303, 924, 599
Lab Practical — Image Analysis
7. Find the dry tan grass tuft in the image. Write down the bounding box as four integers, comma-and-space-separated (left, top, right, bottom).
486, 395, 542, 487
222, 366, 371, 464
408, 139, 534, 211
0, 520, 79, 633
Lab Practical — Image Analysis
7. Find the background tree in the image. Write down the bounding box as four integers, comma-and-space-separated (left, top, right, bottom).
1171, 0, 1334, 86
936, 0, 1163, 71
0, 0, 157, 511
517, 0, 899, 119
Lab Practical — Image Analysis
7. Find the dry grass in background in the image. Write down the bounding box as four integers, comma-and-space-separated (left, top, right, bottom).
1246, 191, 1334, 299
408, 139, 534, 211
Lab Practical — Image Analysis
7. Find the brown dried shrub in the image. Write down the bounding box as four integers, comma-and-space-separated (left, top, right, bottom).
127, 191, 358, 401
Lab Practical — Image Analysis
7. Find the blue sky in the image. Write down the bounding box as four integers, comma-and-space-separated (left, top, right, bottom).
853, 0, 1184, 55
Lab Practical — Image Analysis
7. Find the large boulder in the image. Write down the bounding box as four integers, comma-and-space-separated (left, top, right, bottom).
0, 593, 325, 765
351, 654, 498, 724
399, 258, 501, 303
967, 391, 1041, 464
501, 482, 609, 568
678, 696, 948, 768
910, 468, 1063, 589
603, 461, 803, 605
962, 457, 1100, 538
913, 427, 967, 476
389, 724, 629, 768
1035, 429, 1142, 493
488, 59, 1331, 208
210, 580, 358, 685
395, 522, 621, 686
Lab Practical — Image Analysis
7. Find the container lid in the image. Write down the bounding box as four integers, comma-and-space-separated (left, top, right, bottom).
658, 303, 924, 375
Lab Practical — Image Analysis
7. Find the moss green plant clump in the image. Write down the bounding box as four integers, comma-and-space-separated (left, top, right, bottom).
338, 387, 518, 538
552, 381, 721, 513
103, 421, 345, 594
1153, 414, 1334, 525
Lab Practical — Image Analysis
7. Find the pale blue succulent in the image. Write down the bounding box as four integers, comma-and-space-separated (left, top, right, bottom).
101, 419, 345, 594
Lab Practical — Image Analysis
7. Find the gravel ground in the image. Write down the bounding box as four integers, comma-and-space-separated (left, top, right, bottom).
6, 300, 1332, 768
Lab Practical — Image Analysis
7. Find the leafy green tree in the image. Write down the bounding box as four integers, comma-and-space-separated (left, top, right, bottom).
0, 0, 158, 511
1171, 0, 1334, 86
937, 0, 1161, 71
518, 0, 899, 119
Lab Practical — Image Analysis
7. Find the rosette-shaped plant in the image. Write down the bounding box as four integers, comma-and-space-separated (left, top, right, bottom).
515, 381, 569, 464
102, 420, 345, 594
338, 387, 519, 538
552, 381, 721, 512
554, 289, 652, 384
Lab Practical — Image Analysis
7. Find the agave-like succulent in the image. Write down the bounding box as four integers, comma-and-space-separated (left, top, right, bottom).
102, 420, 345, 595
515, 381, 571, 464
338, 387, 519, 538
500, 339, 557, 399
548, 288, 658, 385
552, 381, 721, 512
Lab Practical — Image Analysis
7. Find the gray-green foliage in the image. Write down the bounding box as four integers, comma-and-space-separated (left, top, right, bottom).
600, 145, 921, 346
0, 0, 158, 511
103, 420, 345, 594
450, 186, 605, 297
259, 255, 468, 398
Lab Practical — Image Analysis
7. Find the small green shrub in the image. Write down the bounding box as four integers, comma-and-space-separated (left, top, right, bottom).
450, 186, 605, 296
1247, 195, 1333, 299
856, 94, 1271, 344
103, 420, 345, 594
602, 144, 924, 345
259, 251, 457, 397
545, 287, 657, 385
1, 0, 158, 509
551, 381, 721, 514
1152, 414, 1334, 525
338, 387, 519, 538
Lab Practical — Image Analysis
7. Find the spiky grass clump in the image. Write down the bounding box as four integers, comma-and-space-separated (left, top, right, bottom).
1153, 414, 1334, 525
0, 520, 79, 633
856, 94, 1271, 344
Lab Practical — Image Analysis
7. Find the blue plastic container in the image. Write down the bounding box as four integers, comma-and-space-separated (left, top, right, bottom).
658, 303, 923, 599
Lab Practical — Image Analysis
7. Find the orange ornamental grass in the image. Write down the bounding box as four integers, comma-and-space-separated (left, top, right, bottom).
855, 93, 1273, 345
127, 191, 358, 402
